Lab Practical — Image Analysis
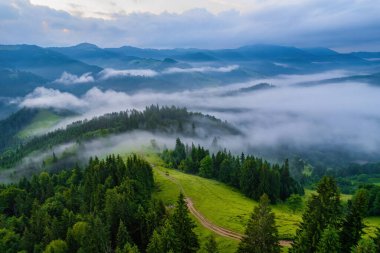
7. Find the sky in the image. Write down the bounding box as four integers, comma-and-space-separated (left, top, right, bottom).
1, 0, 380, 51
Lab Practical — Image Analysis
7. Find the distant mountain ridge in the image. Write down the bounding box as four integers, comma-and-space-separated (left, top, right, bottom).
0, 44, 102, 80
0, 42, 379, 119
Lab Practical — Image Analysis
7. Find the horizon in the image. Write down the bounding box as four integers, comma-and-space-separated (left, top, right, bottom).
1, 0, 379, 52
1, 42, 379, 54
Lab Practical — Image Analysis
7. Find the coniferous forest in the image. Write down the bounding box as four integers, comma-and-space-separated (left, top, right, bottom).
0, 155, 200, 253
1, 108, 380, 253
1, 1, 380, 251
161, 138, 304, 203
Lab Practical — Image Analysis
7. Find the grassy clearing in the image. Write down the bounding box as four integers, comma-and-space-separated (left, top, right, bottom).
143, 152, 379, 252
147, 153, 301, 240
18, 110, 61, 138
364, 216, 380, 237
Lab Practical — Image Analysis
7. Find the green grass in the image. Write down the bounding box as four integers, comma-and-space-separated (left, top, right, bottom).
18, 110, 61, 138
143, 153, 379, 252
368, 177, 380, 186
192, 216, 240, 253
147, 153, 298, 252
148, 153, 301, 238
364, 216, 380, 237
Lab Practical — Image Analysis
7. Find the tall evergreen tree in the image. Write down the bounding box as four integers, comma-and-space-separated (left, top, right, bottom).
340, 189, 369, 253
147, 220, 177, 253
316, 226, 340, 253
199, 155, 213, 178
171, 193, 199, 253
237, 194, 280, 253
116, 220, 130, 250
290, 176, 341, 253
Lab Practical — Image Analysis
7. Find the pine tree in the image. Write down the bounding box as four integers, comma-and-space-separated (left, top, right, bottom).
287, 194, 303, 213
237, 194, 280, 253
147, 220, 177, 253
316, 226, 340, 253
171, 193, 199, 253
203, 235, 219, 253
199, 155, 213, 178
351, 238, 377, 253
340, 188, 369, 253
280, 159, 291, 201
81, 216, 110, 253
117, 220, 130, 250
146, 230, 163, 253
374, 228, 380, 253
290, 176, 341, 253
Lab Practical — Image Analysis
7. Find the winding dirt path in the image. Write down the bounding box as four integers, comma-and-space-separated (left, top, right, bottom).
185, 198, 291, 247
153, 165, 292, 247
185, 197, 243, 240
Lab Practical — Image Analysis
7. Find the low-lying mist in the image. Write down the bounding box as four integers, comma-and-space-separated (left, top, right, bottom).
11, 70, 380, 169
0, 130, 233, 182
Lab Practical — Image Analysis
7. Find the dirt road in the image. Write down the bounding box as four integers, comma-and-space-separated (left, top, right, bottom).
154, 165, 292, 247
185, 198, 291, 247
185, 197, 243, 240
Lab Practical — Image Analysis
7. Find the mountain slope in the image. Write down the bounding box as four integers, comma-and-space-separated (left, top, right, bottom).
0, 108, 72, 153
0, 106, 239, 169
0, 68, 46, 97
0, 45, 102, 79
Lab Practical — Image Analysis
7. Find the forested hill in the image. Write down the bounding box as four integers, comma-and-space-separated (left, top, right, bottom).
0, 108, 73, 153
0, 108, 41, 152
0, 105, 239, 169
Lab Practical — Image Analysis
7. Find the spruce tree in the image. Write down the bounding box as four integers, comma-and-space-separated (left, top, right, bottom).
146, 220, 177, 253
351, 238, 377, 253
374, 228, 380, 253
237, 194, 280, 253
316, 226, 340, 253
340, 189, 368, 253
116, 220, 130, 250
171, 193, 199, 253
290, 176, 341, 253
204, 235, 219, 253
146, 230, 163, 253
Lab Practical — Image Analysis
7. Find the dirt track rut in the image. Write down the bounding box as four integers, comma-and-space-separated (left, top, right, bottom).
154, 165, 292, 247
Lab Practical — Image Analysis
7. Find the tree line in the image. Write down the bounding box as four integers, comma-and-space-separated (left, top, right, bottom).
0, 105, 237, 168
161, 138, 304, 203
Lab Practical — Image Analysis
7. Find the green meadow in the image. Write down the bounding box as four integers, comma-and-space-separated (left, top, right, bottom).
18, 109, 61, 138
143, 153, 380, 252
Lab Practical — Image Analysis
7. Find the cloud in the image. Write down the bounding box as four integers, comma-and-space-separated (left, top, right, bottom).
163, 65, 239, 74
54, 71, 94, 84
98, 68, 158, 79
20, 87, 86, 109
0, 0, 379, 51
96, 66, 238, 80
17, 72, 380, 156
0, 129, 229, 182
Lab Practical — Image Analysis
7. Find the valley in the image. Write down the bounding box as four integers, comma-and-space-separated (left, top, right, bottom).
1, 5, 380, 251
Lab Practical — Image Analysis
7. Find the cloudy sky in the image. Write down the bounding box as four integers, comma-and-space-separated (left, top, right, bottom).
1, 0, 379, 51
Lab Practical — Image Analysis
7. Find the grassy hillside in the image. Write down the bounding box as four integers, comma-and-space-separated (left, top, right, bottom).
148, 153, 300, 237
0, 106, 239, 169
147, 153, 295, 252
145, 153, 380, 252
17, 109, 62, 138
